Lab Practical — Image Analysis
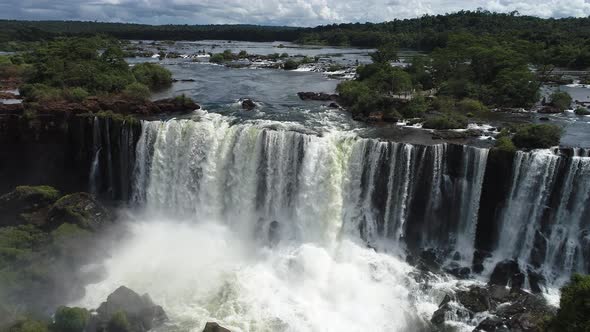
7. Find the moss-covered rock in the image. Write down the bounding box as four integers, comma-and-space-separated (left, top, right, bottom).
0, 186, 60, 226
47, 193, 112, 231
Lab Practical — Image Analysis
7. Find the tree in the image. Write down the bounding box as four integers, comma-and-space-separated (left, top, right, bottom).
550, 91, 573, 111
370, 43, 399, 63
512, 124, 562, 149
549, 274, 590, 332
53, 307, 89, 332
131, 63, 172, 90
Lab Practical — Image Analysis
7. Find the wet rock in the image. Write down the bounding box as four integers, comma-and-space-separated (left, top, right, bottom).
431, 129, 482, 140
538, 106, 562, 114
527, 270, 545, 294
367, 111, 384, 122
93, 286, 168, 332
539, 116, 550, 121
241, 98, 256, 110
474, 316, 509, 332
47, 192, 112, 231
472, 250, 491, 274
297, 92, 338, 101
328, 102, 340, 109
456, 287, 493, 313
0, 185, 60, 226
203, 322, 231, 332
419, 248, 442, 272
268, 220, 280, 246
489, 260, 523, 290
445, 264, 471, 279
431, 302, 471, 326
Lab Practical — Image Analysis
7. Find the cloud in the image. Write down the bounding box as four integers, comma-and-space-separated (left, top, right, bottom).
1, 0, 589, 26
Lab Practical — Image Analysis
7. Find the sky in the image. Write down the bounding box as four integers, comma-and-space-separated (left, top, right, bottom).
0, 0, 589, 26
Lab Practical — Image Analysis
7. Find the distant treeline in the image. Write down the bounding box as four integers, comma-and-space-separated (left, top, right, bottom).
2, 10, 590, 68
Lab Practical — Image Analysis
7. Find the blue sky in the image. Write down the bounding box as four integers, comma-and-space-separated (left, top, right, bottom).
1, 0, 589, 26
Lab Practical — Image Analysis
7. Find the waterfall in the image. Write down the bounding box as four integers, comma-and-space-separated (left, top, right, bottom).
129, 116, 590, 286
89, 117, 102, 195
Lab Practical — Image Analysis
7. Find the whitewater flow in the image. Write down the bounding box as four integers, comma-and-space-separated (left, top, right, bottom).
77, 113, 590, 331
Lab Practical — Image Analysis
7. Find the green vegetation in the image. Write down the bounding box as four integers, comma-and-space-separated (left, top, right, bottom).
549, 274, 590, 332
5, 318, 50, 332
423, 114, 468, 130
107, 311, 132, 332
283, 59, 299, 70
493, 136, 517, 153
123, 82, 151, 101
131, 62, 172, 90
575, 107, 590, 115
53, 307, 89, 332
549, 91, 573, 111
511, 124, 562, 149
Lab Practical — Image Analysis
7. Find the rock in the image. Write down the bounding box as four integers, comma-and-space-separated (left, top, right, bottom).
445, 265, 471, 279
268, 220, 281, 246
203, 322, 231, 332
474, 316, 509, 332
456, 286, 493, 313
0, 92, 19, 99
539, 116, 550, 121
489, 260, 523, 290
93, 286, 168, 332
47, 192, 112, 231
418, 248, 442, 272
383, 112, 400, 123
431, 302, 471, 326
527, 270, 545, 294
328, 102, 340, 109
241, 98, 256, 110
367, 111, 384, 122
0, 185, 60, 226
538, 106, 562, 114
297, 92, 338, 101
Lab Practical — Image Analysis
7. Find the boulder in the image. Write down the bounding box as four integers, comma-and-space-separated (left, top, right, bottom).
328, 102, 340, 109
474, 316, 509, 332
203, 322, 231, 332
537, 106, 562, 114
241, 98, 256, 110
489, 260, 523, 290
47, 192, 112, 231
0, 185, 60, 226
93, 286, 168, 332
297, 92, 338, 101
367, 111, 384, 122
455, 287, 493, 313
431, 302, 470, 326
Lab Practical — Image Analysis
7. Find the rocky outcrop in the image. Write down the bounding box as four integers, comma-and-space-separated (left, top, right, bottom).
203, 322, 232, 332
489, 260, 524, 290
241, 98, 256, 110
47, 192, 112, 231
0, 185, 60, 226
537, 106, 562, 114
0, 96, 200, 117
297, 92, 338, 101
431, 284, 556, 331
86, 286, 167, 332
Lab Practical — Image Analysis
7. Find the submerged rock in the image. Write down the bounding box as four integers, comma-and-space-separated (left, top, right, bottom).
203, 322, 232, 332
241, 98, 256, 110
297, 92, 338, 101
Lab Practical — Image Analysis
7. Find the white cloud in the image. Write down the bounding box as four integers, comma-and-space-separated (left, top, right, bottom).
1, 0, 589, 26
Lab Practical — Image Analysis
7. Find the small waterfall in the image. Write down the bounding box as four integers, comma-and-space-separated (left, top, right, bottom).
89, 117, 102, 195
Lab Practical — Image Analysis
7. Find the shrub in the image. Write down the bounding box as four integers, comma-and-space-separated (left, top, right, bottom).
280, 53, 289, 58
20, 84, 63, 102
401, 96, 428, 118
107, 311, 132, 332
6, 319, 50, 332
423, 114, 468, 129
209, 53, 225, 64
457, 98, 487, 114
549, 274, 590, 332
238, 50, 248, 58
283, 59, 299, 70
53, 307, 89, 332
512, 124, 562, 149
494, 136, 517, 153
549, 91, 573, 111
131, 63, 172, 90
336, 80, 371, 106
575, 107, 590, 115
64, 87, 89, 102
123, 82, 151, 101
327, 64, 344, 72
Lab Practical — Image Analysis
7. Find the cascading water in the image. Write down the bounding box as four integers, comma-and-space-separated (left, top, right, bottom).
77, 113, 590, 331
